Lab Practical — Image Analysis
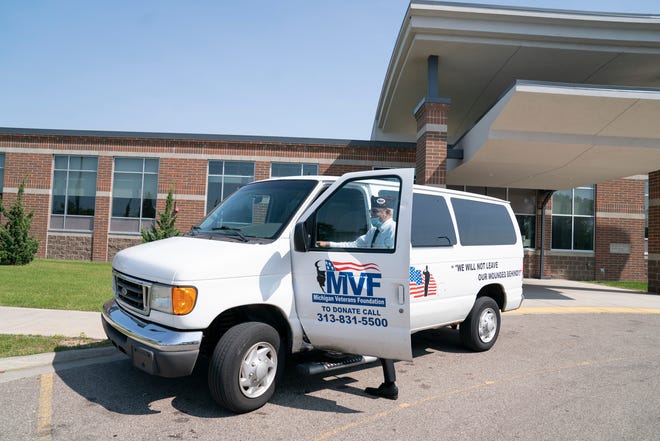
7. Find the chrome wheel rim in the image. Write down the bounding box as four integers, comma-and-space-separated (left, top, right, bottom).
239, 341, 277, 398
478, 308, 497, 343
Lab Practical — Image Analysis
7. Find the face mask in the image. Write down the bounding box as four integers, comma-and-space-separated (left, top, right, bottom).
371, 217, 382, 228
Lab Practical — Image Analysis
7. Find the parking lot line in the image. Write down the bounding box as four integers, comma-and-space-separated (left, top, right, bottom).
37, 373, 53, 441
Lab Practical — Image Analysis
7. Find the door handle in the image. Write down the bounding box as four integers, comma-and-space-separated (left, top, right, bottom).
397, 285, 405, 305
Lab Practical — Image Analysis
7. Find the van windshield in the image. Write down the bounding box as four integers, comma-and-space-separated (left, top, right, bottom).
194, 179, 318, 241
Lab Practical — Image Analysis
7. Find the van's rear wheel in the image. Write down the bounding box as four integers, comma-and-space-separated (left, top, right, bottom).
459, 297, 500, 352
208, 322, 281, 413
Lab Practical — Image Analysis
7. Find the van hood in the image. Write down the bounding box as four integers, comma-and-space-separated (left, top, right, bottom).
113, 236, 291, 284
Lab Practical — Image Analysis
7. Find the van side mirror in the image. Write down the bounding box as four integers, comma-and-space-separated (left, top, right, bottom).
294, 222, 310, 252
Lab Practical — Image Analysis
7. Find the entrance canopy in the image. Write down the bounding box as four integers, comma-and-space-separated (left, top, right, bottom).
372, 1, 660, 188
449, 81, 660, 189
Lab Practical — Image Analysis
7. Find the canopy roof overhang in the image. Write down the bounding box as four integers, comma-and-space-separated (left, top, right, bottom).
372, 1, 660, 189
449, 81, 660, 189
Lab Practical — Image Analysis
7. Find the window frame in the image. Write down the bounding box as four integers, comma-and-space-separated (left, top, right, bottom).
508, 188, 537, 249
551, 186, 595, 251
270, 162, 318, 177
0, 153, 4, 224
110, 157, 159, 234
50, 155, 98, 232
645, 179, 649, 254
206, 160, 255, 214
0, 152, 5, 198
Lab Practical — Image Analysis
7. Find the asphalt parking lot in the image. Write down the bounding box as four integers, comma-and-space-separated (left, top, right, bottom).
1, 280, 659, 441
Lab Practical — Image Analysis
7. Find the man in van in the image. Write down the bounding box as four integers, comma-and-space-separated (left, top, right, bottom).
316, 195, 395, 249
316, 195, 399, 399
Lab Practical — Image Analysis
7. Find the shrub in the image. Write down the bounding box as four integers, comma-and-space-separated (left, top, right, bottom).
0, 180, 39, 265
141, 189, 180, 242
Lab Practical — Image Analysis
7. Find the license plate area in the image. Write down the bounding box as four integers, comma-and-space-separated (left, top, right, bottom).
132, 345, 156, 374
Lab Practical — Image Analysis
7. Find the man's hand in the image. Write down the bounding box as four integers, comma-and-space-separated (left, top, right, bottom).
316, 241, 330, 247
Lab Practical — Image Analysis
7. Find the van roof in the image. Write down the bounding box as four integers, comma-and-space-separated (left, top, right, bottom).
412, 183, 511, 205
259, 175, 511, 205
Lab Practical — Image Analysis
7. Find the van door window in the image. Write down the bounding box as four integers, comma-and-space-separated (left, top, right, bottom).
411, 194, 456, 247
313, 177, 401, 251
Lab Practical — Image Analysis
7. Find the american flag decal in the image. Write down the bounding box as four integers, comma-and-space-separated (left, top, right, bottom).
409, 266, 437, 298
326, 260, 380, 272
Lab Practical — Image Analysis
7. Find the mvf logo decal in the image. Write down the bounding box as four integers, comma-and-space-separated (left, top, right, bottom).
315, 260, 382, 296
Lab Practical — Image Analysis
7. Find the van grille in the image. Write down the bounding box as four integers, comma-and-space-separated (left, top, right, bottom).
113, 271, 151, 315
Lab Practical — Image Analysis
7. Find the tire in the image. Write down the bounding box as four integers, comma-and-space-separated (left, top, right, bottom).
208, 322, 282, 413
459, 297, 500, 352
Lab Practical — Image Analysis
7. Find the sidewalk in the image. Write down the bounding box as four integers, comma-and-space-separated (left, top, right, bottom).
0, 306, 105, 339
516, 278, 660, 312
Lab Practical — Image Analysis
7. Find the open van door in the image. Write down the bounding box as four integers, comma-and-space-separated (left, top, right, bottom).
291, 169, 414, 361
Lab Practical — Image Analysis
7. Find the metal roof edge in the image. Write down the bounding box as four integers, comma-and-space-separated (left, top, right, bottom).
0, 127, 417, 149
512, 79, 660, 96
411, 1, 660, 21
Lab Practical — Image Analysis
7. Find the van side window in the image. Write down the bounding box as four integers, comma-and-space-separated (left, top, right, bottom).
451, 198, 517, 246
411, 194, 456, 247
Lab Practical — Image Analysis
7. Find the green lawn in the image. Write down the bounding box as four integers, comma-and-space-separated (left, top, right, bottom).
0, 334, 110, 358
590, 280, 648, 292
0, 259, 113, 311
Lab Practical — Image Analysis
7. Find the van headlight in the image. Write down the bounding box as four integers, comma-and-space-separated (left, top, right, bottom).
150, 284, 198, 315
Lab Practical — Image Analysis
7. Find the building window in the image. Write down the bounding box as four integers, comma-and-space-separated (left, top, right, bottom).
645, 179, 649, 253
50, 156, 98, 231
270, 162, 318, 177
110, 158, 159, 233
0, 152, 4, 198
508, 189, 536, 248
551, 186, 594, 251
206, 161, 255, 213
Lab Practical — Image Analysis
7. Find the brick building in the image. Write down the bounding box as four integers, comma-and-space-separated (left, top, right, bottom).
0, 131, 416, 262
1, 2, 660, 290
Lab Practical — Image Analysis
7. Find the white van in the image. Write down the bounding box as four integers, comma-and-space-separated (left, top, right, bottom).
102, 168, 523, 413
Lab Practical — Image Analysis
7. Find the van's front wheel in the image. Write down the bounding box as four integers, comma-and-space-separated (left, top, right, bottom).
459, 297, 500, 352
208, 322, 281, 413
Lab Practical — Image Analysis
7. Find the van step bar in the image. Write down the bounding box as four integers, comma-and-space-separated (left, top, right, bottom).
296, 355, 378, 376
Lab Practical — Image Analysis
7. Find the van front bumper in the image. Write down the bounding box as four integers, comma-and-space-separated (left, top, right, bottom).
101, 299, 203, 378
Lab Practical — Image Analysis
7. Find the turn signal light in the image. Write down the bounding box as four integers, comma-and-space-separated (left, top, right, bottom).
172, 287, 197, 315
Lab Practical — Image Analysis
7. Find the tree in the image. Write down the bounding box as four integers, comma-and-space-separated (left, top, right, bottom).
0, 180, 39, 265
141, 189, 180, 242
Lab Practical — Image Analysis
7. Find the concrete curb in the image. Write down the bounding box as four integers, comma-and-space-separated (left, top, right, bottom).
0, 346, 125, 383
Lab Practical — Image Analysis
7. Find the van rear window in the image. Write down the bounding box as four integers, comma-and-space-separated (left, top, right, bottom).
451, 198, 517, 246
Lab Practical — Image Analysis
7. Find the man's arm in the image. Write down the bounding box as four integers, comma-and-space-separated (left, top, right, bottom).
317, 228, 374, 248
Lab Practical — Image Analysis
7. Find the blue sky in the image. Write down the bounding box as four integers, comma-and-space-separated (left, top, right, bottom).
1, 0, 658, 140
